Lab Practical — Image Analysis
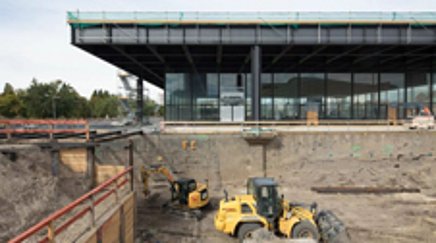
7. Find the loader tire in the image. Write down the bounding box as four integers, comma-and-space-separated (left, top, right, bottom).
237, 223, 262, 242
292, 220, 320, 240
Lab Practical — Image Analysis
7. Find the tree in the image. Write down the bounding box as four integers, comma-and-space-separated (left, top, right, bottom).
89, 89, 120, 118
0, 83, 24, 118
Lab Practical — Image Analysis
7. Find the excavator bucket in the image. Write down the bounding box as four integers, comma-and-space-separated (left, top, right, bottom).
315, 210, 350, 243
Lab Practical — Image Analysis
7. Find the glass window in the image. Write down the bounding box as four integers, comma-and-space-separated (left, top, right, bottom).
326, 73, 351, 119
241, 204, 252, 214
433, 73, 436, 115
261, 73, 273, 120
192, 73, 219, 121
273, 73, 299, 120
165, 73, 192, 120
246, 73, 252, 120
380, 73, 405, 119
300, 73, 325, 119
220, 73, 245, 122
353, 73, 378, 119
406, 73, 431, 117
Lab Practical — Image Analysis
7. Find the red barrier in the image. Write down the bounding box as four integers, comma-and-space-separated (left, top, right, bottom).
0, 119, 90, 140
9, 166, 133, 243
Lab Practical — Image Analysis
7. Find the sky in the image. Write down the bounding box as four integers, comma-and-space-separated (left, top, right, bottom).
1, 0, 436, 103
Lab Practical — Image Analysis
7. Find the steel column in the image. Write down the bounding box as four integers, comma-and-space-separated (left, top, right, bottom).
136, 78, 144, 124
251, 45, 261, 121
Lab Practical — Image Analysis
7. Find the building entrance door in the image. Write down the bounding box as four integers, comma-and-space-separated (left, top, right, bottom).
220, 74, 245, 122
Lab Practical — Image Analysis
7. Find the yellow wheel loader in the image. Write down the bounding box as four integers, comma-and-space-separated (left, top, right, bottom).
141, 164, 209, 219
214, 177, 347, 242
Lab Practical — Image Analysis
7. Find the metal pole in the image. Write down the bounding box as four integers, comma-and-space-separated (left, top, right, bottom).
137, 78, 144, 124
128, 139, 134, 191
251, 45, 261, 121
52, 97, 56, 119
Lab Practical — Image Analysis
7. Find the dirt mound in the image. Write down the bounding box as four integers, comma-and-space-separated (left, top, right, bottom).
0, 146, 90, 241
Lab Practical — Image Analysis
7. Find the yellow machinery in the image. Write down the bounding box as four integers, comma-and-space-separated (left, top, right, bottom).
215, 177, 346, 242
141, 164, 209, 213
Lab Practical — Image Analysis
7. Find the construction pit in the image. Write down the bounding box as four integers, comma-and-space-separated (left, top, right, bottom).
2, 130, 436, 242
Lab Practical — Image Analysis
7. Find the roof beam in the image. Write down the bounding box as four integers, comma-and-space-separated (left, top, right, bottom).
182, 45, 198, 74
352, 46, 396, 64
379, 45, 432, 64
238, 52, 251, 73
264, 45, 293, 71
406, 52, 436, 65
110, 45, 164, 83
216, 45, 223, 65
326, 45, 362, 64
298, 45, 327, 64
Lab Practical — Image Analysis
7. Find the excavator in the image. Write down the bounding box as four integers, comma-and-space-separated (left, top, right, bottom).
214, 177, 347, 242
141, 164, 210, 219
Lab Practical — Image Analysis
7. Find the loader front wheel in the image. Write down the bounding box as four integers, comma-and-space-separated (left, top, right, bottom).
237, 223, 262, 242
291, 220, 320, 240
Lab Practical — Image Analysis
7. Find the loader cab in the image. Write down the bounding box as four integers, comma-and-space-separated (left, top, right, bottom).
247, 177, 282, 222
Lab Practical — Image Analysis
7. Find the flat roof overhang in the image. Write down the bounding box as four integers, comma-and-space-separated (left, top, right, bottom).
68, 12, 436, 88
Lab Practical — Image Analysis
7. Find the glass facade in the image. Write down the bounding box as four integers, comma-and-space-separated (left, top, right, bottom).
326, 73, 352, 119
353, 73, 378, 119
273, 73, 299, 120
165, 72, 436, 121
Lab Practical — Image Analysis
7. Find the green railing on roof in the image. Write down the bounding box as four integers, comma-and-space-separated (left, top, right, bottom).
67, 11, 436, 24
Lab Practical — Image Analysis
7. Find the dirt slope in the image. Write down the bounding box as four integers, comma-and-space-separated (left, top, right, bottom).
0, 146, 90, 241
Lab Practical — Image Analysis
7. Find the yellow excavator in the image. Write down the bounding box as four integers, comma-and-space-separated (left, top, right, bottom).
214, 177, 347, 242
141, 164, 210, 219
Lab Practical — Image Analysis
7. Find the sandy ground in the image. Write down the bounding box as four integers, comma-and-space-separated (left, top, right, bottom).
136, 156, 436, 243
0, 146, 90, 242
2, 134, 435, 242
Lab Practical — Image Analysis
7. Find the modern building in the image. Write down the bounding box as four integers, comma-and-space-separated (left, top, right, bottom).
68, 12, 436, 121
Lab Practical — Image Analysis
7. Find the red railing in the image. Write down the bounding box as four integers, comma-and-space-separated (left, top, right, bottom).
0, 119, 90, 140
9, 166, 133, 243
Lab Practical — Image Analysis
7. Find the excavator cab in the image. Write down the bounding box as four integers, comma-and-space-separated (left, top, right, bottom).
172, 178, 198, 205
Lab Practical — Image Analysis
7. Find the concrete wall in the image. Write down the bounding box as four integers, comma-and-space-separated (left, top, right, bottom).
138, 132, 435, 186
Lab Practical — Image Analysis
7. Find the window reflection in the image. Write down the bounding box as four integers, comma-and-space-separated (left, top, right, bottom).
353, 73, 378, 119
326, 73, 351, 119
273, 73, 299, 120
300, 73, 325, 119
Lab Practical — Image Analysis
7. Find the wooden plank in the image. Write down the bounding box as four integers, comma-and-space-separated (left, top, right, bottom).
311, 186, 421, 194
60, 148, 88, 173
101, 211, 120, 243
123, 194, 135, 243
84, 232, 97, 243
96, 165, 126, 185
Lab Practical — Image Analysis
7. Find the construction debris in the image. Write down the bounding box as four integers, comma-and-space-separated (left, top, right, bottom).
311, 186, 420, 194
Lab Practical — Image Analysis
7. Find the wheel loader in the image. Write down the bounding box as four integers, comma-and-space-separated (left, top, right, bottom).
141, 164, 210, 219
214, 177, 346, 242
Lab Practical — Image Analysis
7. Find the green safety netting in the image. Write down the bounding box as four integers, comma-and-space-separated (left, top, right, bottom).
67, 11, 436, 29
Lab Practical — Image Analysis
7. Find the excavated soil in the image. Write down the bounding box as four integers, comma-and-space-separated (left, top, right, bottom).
0, 146, 90, 241
134, 134, 436, 243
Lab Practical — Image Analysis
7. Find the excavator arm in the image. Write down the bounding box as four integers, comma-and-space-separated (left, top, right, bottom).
141, 165, 177, 197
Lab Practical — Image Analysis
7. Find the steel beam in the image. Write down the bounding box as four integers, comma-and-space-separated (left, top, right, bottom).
299, 46, 327, 64
326, 45, 362, 64
110, 45, 164, 83
251, 45, 261, 121
379, 46, 432, 64
352, 46, 397, 64
182, 45, 198, 74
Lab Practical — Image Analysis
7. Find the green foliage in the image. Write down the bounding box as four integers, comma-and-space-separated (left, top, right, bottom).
89, 89, 120, 118
0, 83, 24, 117
0, 80, 162, 119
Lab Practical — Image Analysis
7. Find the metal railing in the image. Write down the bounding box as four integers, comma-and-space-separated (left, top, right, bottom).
9, 166, 133, 243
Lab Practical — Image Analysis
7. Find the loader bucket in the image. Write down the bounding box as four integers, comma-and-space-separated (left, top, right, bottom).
315, 210, 350, 243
